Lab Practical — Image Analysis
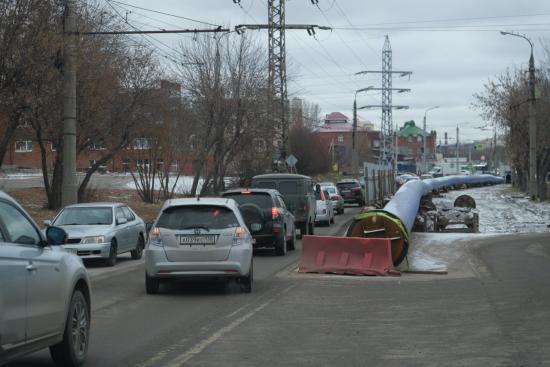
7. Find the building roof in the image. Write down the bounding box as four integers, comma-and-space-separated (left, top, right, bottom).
324, 112, 349, 123
316, 123, 369, 133
398, 120, 428, 137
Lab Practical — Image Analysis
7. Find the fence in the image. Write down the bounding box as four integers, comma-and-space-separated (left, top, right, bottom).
363, 162, 394, 205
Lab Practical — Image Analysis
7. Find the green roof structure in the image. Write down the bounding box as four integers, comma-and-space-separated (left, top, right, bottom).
397, 120, 428, 137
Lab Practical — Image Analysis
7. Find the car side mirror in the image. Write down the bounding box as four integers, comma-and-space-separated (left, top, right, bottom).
43, 219, 52, 227
46, 226, 67, 246
117, 217, 128, 225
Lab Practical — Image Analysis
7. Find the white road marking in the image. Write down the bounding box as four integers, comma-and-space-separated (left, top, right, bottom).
141, 285, 295, 367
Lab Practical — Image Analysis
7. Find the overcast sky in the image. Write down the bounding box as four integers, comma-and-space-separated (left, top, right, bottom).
107, 0, 550, 143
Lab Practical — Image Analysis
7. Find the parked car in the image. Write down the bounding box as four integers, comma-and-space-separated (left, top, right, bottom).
318, 182, 345, 214
251, 173, 316, 237
0, 191, 91, 367
46, 203, 146, 267
336, 179, 365, 207
396, 173, 420, 186
144, 197, 253, 294
221, 188, 296, 256
420, 173, 434, 180
314, 187, 335, 226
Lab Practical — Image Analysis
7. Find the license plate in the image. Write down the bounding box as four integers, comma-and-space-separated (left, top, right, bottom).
65, 248, 78, 254
179, 235, 218, 245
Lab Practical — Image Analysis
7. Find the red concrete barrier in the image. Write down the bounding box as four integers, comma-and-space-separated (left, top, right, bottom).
298, 235, 400, 276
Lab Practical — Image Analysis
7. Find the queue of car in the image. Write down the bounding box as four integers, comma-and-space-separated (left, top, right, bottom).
0, 173, 363, 366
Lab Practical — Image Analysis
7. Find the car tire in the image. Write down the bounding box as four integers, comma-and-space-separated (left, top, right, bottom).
297, 222, 307, 238
49, 289, 90, 367
241, 260, 253, 293
105, 240, 117, 267
340, 207, 345, 214
275, 232, 287, 256
287, 228, 296, 251
308, 221, 314, 235
145, 273, 160, 294
131, 235, 144, 260
330, 215, 335, 224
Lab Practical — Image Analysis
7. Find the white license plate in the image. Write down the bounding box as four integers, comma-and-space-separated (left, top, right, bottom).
179, 235, 218, 245
65, 248, 78, 254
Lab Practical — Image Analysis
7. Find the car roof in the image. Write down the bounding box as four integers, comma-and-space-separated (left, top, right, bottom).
164, 197, 238, 210
318, 182, 335, 186
63, 202, 122, 208
252, 173, 311, 180
222, 188, 279, 196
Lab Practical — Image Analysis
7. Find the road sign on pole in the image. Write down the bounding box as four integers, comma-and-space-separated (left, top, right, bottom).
286, 154, 298, 167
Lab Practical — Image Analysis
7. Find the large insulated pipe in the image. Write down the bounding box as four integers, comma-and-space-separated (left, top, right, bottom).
347, 174, 504, 265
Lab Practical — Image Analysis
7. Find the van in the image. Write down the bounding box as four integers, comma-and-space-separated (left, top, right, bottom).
251, 173, 316, 237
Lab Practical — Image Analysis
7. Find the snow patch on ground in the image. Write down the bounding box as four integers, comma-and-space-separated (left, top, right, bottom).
124, 176, 204, 194
404, 185, 550, 275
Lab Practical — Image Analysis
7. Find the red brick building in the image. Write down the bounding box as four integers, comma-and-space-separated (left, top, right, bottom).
315, 112, 378, 172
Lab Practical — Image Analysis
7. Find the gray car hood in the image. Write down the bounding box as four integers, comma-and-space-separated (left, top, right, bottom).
57, 225, 112, 238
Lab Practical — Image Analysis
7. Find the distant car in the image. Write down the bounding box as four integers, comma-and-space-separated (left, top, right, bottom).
319, 183, 344, 214
420, 173, 434, 180
336, 179, 365, 206
314, 187, 334, 226
144, 197, 253, 294
46, 203, 146, 267
396, 174, 420, 186
0, 191, 91, 367
221, 188, 296, 256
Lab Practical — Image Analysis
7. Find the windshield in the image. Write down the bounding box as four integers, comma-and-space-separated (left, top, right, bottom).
54, 207, 113, 226
157, 205, 239, 230
223, 193, 273, 209
321, 187, 337, 194
337, 182, 359, 189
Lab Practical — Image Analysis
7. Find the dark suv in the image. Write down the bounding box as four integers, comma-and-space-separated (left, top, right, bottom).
336, 179, 365, 206
221, 188, 296, 256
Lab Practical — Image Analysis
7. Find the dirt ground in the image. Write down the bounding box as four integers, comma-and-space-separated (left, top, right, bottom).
9, 187, 163, 226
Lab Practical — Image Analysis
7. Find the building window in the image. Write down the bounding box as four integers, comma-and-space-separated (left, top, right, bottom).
417, 136, 422, 143
373, 140, 380, 148
18, 120, 31, 128
189, 134, 196, 152
407, 136, 413, 143
134, 138, 152, 150
136, 159, 150, 171
122, 159, 130, 173
337, 135, 344, 143
15, 140, 33, 152
88, 141, 105, 150
156, 159, 164, 171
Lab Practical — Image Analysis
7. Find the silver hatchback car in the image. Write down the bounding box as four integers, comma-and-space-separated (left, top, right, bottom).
145, 197, 253, 294
47, 203, 146, 266
0, 191, 91, 366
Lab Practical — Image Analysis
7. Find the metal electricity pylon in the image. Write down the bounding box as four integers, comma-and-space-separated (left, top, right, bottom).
356, 36, 412, 165
234, 0, 329, 168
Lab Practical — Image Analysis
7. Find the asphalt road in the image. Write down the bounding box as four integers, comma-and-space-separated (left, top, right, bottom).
6, 213, 550, 367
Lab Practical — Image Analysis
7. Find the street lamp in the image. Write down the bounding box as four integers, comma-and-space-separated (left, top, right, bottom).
500, 30, 537, 199
422, 106, 439, 173
352, 87, 373, 177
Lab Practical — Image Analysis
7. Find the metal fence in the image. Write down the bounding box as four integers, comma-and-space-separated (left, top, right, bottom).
363, 162, 394, 205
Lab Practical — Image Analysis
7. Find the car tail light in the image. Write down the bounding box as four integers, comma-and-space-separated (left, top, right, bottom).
150, 227, 162, 246
272, 207, 280, 219
331, 195, 341, 200
233, 226, 245, 246
241, 190, 251, 194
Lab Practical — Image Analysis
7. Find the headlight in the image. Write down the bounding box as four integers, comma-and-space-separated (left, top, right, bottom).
81, 235, 105, 244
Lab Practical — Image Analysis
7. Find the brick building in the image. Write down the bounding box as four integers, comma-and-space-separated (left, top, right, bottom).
396, 120, 437, 171
315, 112, 378, 173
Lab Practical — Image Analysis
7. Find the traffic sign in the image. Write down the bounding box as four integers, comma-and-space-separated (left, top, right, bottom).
286, 154, 298, 167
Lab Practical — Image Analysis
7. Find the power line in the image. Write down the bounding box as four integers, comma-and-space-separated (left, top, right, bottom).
107, 0, 221, 27
332, 1, 380, 58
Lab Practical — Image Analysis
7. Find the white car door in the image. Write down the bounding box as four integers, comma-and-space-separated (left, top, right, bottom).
0, 201, 65, 343
114, 206, 130, 251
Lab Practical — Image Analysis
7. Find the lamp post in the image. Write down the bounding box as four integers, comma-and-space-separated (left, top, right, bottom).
352, 87, 373, 177
422, 106, 439, 174
500, 31, 537, 200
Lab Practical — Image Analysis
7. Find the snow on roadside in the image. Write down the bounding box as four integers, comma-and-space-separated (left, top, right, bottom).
124, 176, 204, 194
405, 184, 550, 274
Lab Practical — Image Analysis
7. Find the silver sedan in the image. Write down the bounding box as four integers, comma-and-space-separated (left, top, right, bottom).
47, 202, 146, 266
145, 197, 253, 294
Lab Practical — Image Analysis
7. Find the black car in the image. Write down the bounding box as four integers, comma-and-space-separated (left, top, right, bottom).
221, 188, 296, 256
336, 179, 365, 206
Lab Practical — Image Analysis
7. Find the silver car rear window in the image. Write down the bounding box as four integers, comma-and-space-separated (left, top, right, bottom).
157, 205, 239, 230
54, 207, 113, 225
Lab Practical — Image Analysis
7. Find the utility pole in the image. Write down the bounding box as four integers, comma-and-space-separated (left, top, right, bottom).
500, 31, 537, 199
422, 106, 439, 174
61, 0, 77, 206
234, 16, 329, 171
356, 36, 411, 166
456, 125, 459, 175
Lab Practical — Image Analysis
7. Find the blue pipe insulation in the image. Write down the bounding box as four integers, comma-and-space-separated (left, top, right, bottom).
383, 174, 504, 233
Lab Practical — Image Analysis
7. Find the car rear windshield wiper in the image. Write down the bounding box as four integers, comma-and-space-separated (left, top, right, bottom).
180, 225, 210, 232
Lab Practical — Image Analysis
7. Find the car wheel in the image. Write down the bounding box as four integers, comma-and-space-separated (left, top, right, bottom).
287, 227, 296, 251
145, 273, 160, 294
105, 240, 117, 267
241, 260, 253, 293
330, 215, 335, 224
340, 206, 345, 214
275, 232, 287, 256
49, 289, 89, 367
297, 222, 307, 238
131, 235, 144, 260
308, 221, 315, 235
